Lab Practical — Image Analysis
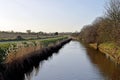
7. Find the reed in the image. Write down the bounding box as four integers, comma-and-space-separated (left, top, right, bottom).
1, 36, 68, 63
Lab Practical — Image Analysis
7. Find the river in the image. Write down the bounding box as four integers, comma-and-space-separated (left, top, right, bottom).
25, 41, 120, 80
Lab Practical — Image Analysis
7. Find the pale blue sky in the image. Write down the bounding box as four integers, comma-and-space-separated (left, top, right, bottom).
0, 0, 105, 32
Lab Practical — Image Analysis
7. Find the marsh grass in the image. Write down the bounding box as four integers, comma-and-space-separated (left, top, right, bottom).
0, 36, 68, 63
5, 46, 42, 63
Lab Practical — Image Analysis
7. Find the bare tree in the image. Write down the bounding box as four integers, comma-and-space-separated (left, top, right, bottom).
105, 0, 120, 26
78, 0, 120, 47
105, 0, 120, 44
26, 30, 31, 34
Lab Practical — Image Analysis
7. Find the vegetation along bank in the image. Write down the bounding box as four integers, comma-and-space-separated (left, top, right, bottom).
0, 36, 68, 63
75, 0, 120, 64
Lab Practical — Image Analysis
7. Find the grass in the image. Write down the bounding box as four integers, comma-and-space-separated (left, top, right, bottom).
99, 42, 120, 61
0, 36, 68, 63
89, 43, 98, 49
89, 42, 120, 55
89, 42, 120, 64
40, 37, 67, 46
0, 43, 19, 62
0, 43, 11, 61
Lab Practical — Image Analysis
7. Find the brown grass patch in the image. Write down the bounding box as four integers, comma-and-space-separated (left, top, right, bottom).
5, 45, 42, 63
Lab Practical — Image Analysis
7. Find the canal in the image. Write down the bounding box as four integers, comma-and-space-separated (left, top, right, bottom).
25, 41, 120, 80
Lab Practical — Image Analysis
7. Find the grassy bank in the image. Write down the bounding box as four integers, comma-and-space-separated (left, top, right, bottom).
89, 42, 120, 64
0, 36, 68, 63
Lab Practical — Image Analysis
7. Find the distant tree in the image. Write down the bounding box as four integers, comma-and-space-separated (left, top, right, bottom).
16, 35, 23, 40
72, 31, 79, 37
11, 30, 14, 33
54, 32, 58, 35
38, 31, 44, 35
83, 25, 97, 43
26, 30, 31, 34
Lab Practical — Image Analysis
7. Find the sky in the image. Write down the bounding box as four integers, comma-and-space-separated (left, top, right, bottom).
0, 0, 106, 32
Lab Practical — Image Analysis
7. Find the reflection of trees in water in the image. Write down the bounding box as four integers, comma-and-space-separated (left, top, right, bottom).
25, 62, 42, 80
0, 39, 71, 80
25, 58, 51, 80
85, 47, 120, 80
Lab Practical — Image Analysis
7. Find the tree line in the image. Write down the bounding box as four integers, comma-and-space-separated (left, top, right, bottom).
79, 0, 120, 46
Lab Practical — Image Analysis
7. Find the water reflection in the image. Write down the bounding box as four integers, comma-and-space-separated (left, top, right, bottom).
86, 47, 120, 80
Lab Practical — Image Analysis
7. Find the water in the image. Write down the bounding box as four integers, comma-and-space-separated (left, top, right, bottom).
26, 41, 120, 80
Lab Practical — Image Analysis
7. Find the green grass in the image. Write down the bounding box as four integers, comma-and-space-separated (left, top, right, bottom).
0, 43, 11, 61
100, 42, 116, 48
99, 42, 120, 55
40, 36, 67, 46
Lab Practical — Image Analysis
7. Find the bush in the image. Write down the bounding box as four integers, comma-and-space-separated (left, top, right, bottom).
16, 35, 24, 40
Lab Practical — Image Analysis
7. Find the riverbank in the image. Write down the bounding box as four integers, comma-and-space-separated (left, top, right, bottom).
89, 42, 120, 64
0, 36, 68, 63
72, 36, 120, 64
